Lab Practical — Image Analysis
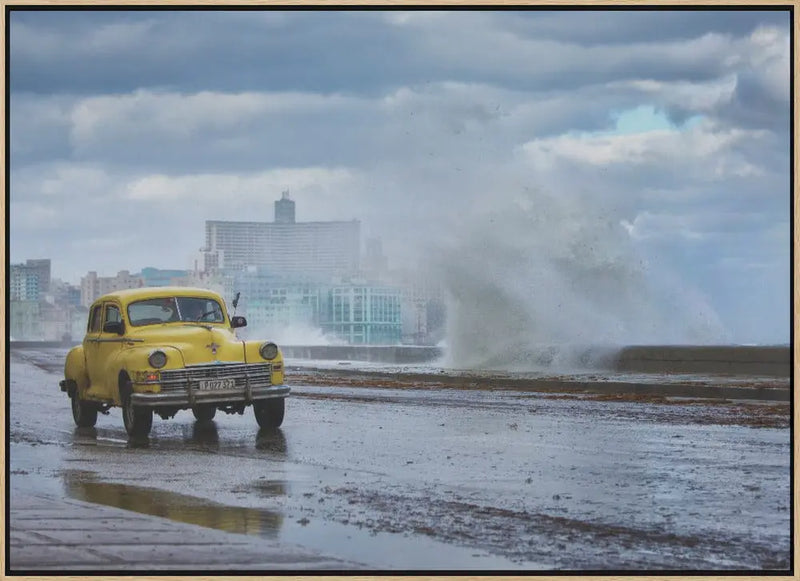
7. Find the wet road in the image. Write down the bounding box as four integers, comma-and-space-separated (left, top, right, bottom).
8, 347, 792, 571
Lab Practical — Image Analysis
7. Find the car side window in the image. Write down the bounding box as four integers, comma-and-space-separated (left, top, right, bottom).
88, 305, 103, 333
104, 304, 122, 325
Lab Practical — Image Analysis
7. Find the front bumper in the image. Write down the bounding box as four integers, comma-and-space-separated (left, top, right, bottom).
131, 384, 290, 407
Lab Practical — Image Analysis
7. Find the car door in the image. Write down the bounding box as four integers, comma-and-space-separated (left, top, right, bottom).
95, 302, 126, 399
84, 303, 104, 396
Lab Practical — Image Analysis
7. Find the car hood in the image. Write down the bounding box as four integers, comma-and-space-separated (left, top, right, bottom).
136, 324, 246, 366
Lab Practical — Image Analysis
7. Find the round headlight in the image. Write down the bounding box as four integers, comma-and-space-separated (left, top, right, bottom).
148, 350, 167, 369
259, 342, 278, 360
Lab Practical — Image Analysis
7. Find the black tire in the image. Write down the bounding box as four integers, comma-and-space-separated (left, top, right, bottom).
71, 392, 98, 428
120, 375, 153, 437
192, 404, 217, 422
253, 398, 285, 429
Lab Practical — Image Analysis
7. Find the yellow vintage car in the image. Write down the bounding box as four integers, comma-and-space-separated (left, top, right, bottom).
59, 287, 289, 437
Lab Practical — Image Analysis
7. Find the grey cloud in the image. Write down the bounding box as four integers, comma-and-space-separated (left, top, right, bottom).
10, 11, 415, 95
11, 9, 790, 99
497, 10, 788, 45
9, 93, 76, 164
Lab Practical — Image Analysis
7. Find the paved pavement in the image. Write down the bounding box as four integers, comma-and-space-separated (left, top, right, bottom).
7, 490, 364, 572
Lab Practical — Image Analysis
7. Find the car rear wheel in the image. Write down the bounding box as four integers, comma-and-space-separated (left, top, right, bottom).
192, 404, 217, 422
253, 398, 285, 429
120, 375, 153, 437
71, 392, 98, 428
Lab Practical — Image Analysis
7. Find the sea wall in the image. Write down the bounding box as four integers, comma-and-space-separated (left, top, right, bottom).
282, 344, 792, 376
10, 342, 792, 377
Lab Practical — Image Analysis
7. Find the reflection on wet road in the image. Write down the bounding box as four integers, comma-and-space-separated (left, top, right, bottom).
62, 470, 284, 538
9, 348, 792, 571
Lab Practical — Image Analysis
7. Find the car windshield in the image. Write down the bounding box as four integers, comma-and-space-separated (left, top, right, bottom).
128, 297, 225, 326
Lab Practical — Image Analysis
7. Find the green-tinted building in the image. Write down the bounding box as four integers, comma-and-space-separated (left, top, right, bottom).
319, 285, 402, 345
232, 269, 402, 345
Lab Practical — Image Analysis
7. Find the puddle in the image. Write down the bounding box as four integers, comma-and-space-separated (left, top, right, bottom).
60, 470, 540, 569
62, 471, 284, 538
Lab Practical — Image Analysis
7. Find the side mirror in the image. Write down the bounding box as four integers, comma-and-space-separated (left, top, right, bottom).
231, 316, 247, 329
103, 321, 125, 335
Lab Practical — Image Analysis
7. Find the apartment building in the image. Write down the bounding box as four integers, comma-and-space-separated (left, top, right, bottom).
10, 259, 51, 301
202, 194, 360, 278
80, 270, 144, 307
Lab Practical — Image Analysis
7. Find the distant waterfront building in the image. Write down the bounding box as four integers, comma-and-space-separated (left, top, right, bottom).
201, 195, 360, 278
45, 279, 81, 308
9, 301, 41, 340
234, 269, 320, 337
137, 267, 190, 287
80, 270, 144, 307
181, 269, 236, 303
232, 269, 402, 345
195, 194, 406, 344
319, 284, 402, 345
10, 259, 51, 301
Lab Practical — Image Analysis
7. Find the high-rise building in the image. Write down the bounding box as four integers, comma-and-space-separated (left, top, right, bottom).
203, 196, 360, 278
274, 190, 296, 224
10, 259, 51, 301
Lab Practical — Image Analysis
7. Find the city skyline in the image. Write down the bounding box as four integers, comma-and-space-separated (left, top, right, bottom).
9, 9, 791, 345
13, 194, 374, 285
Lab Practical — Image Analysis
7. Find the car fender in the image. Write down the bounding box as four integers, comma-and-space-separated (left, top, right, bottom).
243, 340, 285, 385
64, 345, 89, 394
109, 345, 186, 403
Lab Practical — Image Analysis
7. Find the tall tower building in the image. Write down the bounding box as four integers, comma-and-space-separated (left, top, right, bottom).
203, 194, 360, 279
274, 190, 296, 224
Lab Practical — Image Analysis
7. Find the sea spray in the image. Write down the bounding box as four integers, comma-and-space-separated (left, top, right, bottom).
426, 187, 727, 370
243, 322, 345, 346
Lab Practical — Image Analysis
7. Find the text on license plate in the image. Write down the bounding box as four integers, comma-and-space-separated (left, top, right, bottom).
198, 378, 236, 390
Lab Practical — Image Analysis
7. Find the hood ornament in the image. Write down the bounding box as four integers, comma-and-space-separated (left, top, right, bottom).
206, 341, 220, 358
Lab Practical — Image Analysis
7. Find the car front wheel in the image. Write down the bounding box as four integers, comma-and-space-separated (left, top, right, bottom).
71, 393, 98, 428
253, 398, 285, 429
120, 375, 153, 437
192, 404, 217, 422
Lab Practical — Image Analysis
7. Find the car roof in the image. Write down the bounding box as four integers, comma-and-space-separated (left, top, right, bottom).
92, 286, 225, 307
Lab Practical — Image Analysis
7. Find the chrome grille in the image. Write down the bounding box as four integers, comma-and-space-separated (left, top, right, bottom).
159, 363, 272, 393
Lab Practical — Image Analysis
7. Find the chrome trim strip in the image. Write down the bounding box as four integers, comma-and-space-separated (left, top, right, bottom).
131, 385, 290, 407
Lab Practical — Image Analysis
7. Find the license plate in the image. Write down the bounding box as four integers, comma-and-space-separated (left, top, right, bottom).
198, 378, 235, 391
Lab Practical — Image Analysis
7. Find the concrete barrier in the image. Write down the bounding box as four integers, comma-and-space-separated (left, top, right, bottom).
613, 345, 791, 377
280, 345, 442, 364
282, 344, 791, 377
10, 342, 792, 377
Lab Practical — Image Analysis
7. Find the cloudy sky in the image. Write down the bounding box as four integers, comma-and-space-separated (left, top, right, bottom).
8, 8, 792, 346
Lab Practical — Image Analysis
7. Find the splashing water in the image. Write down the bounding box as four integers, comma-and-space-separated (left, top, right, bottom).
428, 188, 727, 371
245, 323, 345, 346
